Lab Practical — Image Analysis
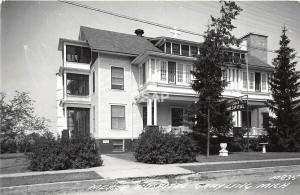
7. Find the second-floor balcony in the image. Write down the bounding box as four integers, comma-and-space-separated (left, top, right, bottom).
138, 57, 271, 100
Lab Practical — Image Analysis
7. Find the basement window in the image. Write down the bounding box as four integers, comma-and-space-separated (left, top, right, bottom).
112, 140, 124, 152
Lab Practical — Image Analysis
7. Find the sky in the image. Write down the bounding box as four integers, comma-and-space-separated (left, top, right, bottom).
1, 0, 300, 131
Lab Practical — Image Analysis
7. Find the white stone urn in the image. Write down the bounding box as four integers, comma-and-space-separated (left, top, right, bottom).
219, 143, 228, 156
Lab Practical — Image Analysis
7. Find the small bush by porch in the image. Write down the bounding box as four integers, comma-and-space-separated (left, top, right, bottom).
133, 126, 198, 164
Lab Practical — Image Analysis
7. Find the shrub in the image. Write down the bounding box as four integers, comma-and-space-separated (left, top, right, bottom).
27, 133, 102, 171
134, 126, 198, 164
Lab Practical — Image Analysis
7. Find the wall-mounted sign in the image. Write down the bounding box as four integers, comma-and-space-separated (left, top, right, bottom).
103, 140, 109, 144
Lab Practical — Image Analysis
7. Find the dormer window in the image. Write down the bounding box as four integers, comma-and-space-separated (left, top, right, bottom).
172, 43, 180, 55
191, 46, 198, 57
181, 45, 189, 56
166, 42, 171, 54
66, 45, 91, 64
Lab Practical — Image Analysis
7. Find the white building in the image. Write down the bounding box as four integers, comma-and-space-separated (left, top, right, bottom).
57, 26, 273, 153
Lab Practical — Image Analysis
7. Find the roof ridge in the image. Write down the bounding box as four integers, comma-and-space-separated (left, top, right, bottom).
80, 26, 151, 39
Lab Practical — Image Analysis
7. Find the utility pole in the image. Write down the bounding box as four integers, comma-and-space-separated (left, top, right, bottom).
207, 98, 211, 158
246, 53, 250, 152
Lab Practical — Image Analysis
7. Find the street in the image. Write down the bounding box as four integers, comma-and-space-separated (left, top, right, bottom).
67, 167, 300, 195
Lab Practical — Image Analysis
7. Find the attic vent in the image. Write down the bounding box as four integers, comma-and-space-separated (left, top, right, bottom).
135, 29, 144, 37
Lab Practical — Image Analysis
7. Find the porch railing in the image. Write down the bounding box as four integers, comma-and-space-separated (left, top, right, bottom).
159, 126, 193, 134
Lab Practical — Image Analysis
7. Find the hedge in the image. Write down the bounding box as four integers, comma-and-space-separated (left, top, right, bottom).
134, 126, 198, 164
27, 133, 102, 171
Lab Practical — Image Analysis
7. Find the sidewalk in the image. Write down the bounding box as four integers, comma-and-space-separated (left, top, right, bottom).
1, 154, 300, 179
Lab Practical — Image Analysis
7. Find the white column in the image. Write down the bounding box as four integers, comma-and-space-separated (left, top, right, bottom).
237, 111, 242, 127
64, 106, 67, 129
147, 98, 153, 126
153, 98, 157, 125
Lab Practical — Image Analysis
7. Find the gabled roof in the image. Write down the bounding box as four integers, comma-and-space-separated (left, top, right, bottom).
79, 26, 162, 56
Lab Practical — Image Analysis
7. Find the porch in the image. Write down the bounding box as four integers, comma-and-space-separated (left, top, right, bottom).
139, 94, 195, 134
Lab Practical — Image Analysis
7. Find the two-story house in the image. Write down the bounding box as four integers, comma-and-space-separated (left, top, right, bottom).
56, 26, 273, 153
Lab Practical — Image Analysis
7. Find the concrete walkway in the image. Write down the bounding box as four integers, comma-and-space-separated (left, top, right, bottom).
1, 155, 300, 179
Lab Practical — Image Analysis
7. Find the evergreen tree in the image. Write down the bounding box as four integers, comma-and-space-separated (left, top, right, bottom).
267, 27, 300, 152
189, 1, 242, 150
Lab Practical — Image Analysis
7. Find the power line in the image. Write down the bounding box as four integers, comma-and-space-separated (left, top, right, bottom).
59, 0, 205, 37
59, 0, 300, 59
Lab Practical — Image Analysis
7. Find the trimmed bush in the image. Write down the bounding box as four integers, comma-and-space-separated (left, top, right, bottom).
27, 133, 102, 171
134, 126, 198, 164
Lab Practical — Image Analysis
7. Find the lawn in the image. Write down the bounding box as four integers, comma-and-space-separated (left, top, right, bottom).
181, 159, 300, 172
107, 152, 300, 164
0, 171, 102, 187
0, 153, 30, 174
196, 152, 300, 162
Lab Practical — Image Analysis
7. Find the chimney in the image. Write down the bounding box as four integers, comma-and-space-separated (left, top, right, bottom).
135, 29, 144, 37
240, 33, 268, 64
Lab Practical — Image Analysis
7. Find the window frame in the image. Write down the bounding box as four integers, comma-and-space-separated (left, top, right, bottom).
176, 63, 184, 84
242, 71, 247, 90
66, 73, 89, 96
112, 139, 124, 152
111, 66, 125, 90
160, 60, 168, 83
261, 73, 267, 92
111, 105, 126, 130
66, 45, 91, 64
181, 44, 189, 56
185, 64, 192, 84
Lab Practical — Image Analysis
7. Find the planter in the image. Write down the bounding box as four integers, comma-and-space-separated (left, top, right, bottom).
219, 142, 228, 156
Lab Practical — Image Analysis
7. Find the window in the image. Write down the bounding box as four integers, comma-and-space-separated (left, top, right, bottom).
181, 45, 189, 56
111, 105, 125, 130
255, 72, 261, 91
92, 71, 95, 93
233, 53, 240, 64
177, 64, 183, 83
243, 72, 247, 89
67, 107, 90, 136
111, 67, 124, 90
241, 53, 246, 64
171, 108, 183, 126
172, 43, 180, 55
168, 61, 176, 84
262, 73, 267, 91
160, 61, 167, 81
186, 65, 192, 84
165, 42, 171, 54
142, 63, 146, 84
226, 52, 233, 63
150, 59, 155, 75
191, 46, 198, 57
66, 73, 89, 96
112, 140, 124, 152
249, 72, 255, 90
66, 45, 91, 63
